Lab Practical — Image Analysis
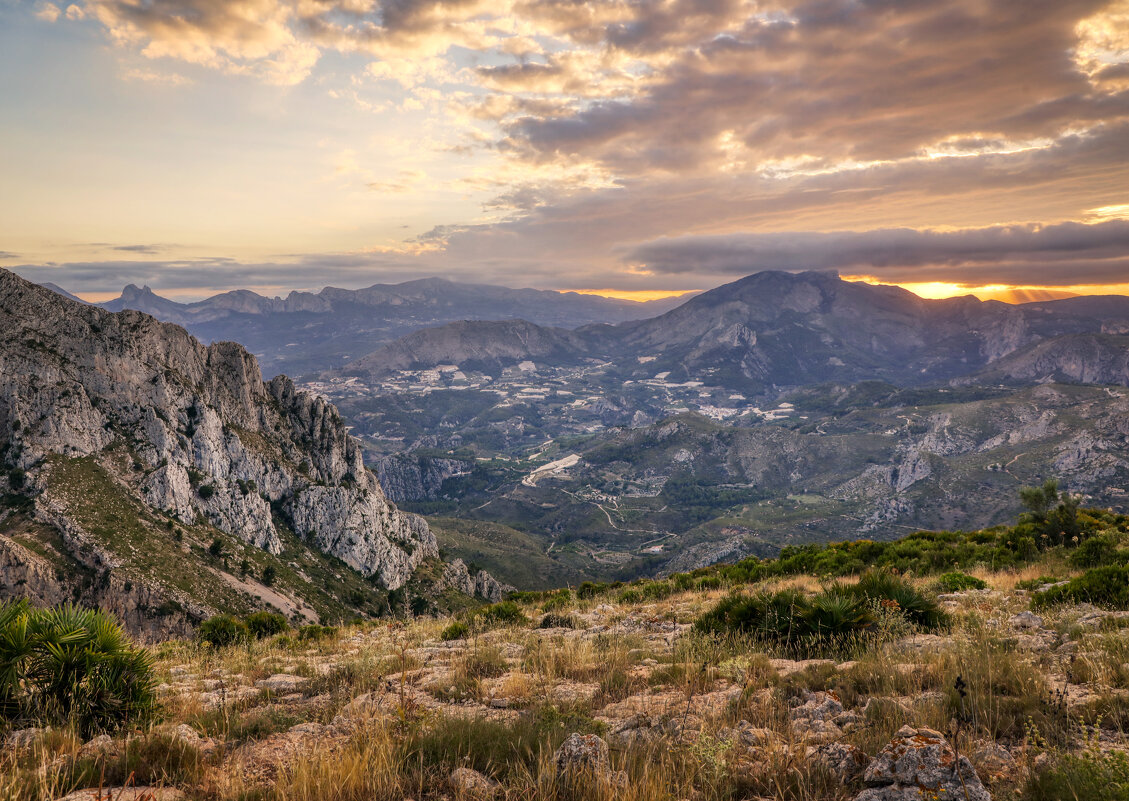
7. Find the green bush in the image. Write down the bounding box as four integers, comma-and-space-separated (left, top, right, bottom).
1024, 748, 1129, 800
848, 569, 947, 629
0, 600, 155, 735
693, 588, 808, 640
1035, 566, 1129, 609
440, 621, 469, 641
1016, 575, 1060, 592
803, 591, 874, 638
297, 624, 338, 641
935, 571, 987, 592
244, 611, 288, 639
474, 601, 527, 628
538, 613, 576, 629
1070, 533, 1127, 568
693, 571, 943, 654
540, 589, 573, 612
197, 614, 250, 647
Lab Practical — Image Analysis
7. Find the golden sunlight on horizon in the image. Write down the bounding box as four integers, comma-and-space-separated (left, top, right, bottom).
846, 276, 1129, 304
569, 289, 698, 302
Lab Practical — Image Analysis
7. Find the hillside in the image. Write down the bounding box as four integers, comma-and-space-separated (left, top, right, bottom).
8, 504, 1129, 801
0, 270, 504, 637
356, 383, 1129, 586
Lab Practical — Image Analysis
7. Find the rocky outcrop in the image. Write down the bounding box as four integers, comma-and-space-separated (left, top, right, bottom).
966, 333, 1129, 387
0, 269, 501, 620
374, 454, 474, 503
855, 726, 991, 801
443, 559, 511, 602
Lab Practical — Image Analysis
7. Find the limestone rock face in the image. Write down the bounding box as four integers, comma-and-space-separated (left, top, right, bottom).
0, 269, 496, 611
374, 453, 473, 503
856, 726, 991, 801
443, 558, 512, 603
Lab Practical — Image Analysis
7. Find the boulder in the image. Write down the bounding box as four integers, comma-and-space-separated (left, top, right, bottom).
75, 734, 122, 761
972, 741, 1017, 784
855, 726, 990, 801
1009, 612, 1044, 630
554, 733, 609, 780
6, 727, 44, 750
255, 673, 308, 693
810, 741, 870, 782
790, 690, 845, 743
449, 767, 499, 800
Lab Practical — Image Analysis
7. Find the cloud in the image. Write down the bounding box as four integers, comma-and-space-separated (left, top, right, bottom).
111, 244, 167, 254
35, 3, 61, 22
622, 220, 1129, 286
28, 0, 1129, 295
84, 0, 320, 85
0, 252, 20, 260
122, 68, 193, 85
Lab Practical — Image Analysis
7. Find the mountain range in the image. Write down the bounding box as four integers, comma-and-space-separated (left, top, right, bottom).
77, 278, 689, 377
13, 267, 1129, 604
344, 271, 1129, 391
0, 269, 504, 637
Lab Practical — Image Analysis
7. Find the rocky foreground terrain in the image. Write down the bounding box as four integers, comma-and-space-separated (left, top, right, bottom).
7, 546, 1129, 801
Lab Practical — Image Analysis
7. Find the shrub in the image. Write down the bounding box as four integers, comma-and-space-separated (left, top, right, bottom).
244, 611, 288, 639
576, 581, 605, 599
617, 589, 643, 604
474, 601, 527, 628
207, 538, 224, 557
935, 571, 987, 592
440, 621, 469, 641
1035, 565, 1129, 609
1024, 748, 1129, 801
297, 624, 338, 641
1016, 575, 1060, 591
848, 569, 947, 629
803, 590, 874, 638
0, 600, 155, 735
1070, 533, 1127, 568
693, 589, 808, 640
197, 483, 216, 500
261, 565, 276, 586
197, 614, 250, 647
540, 589, 573, 612
539, 613, 576, 629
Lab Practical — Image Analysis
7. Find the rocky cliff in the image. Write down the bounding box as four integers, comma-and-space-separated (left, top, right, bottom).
374, 454, 475, 503
0, 269, 501, 632
965, 333, 1129, 387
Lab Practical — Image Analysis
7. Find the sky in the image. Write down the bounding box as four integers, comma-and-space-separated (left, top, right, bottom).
1, 0, 1128, 303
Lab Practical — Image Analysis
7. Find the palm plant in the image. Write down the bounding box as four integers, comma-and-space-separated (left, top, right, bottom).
849, 569, 947, 630
802, 590, 874, 639
0, 600, 155, 734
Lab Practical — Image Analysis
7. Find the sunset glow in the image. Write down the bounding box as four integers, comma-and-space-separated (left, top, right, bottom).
846, 278, 1129, 303
2, 1, 1128, 298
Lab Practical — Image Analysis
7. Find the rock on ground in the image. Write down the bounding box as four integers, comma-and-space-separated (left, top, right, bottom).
855, 725, 991, 801
449, 767, 500, 800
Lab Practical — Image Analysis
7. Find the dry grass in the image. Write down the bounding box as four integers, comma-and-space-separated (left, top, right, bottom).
7, 563, 1129, 801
